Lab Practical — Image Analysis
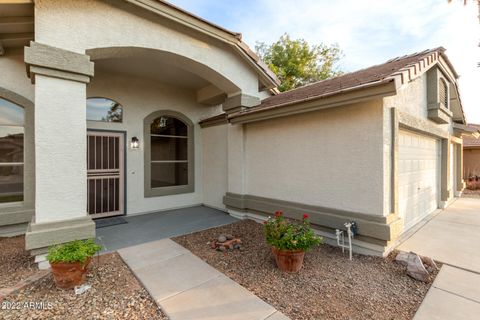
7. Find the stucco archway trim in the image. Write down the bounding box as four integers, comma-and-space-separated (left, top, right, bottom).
0, 87, 33, 109
123, 0, 280, 88
87, 46, 241, 95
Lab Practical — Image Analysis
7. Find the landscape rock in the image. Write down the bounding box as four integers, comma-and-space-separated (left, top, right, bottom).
420, 255, 439, 273
406, 255, 430, 282
395, 251, 413, 267
396, 251, 436, 282
211, 235, 243, 252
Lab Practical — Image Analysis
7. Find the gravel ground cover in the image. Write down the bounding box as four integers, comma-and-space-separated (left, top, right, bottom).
0, 236, 37, 288
2, 248, 167, 320
174, 219, 437, 320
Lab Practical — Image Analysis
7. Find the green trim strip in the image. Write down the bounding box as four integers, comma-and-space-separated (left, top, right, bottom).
223, 193, 400, 241
25, 41, 94, 84
25, 216, 96, 251
0, 209, 34, 226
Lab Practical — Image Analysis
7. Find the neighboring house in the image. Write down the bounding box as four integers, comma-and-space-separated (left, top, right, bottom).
462, 124, 480, 179
0, 0, 471, 261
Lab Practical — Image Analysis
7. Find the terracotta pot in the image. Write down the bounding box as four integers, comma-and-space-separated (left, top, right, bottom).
271, 247, 305, 273
50, 257, 92, 289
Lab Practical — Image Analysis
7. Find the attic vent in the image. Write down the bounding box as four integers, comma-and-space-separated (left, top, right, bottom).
439, 78, 448, 109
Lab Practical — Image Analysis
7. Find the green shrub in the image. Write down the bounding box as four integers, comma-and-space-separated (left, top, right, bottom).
264, 212, 322, 251
47, 239, 102, 264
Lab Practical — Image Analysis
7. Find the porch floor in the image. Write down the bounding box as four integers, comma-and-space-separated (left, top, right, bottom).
96, 206, 237, 253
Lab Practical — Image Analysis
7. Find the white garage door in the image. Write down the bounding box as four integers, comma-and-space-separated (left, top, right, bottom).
398, 130, 440, 230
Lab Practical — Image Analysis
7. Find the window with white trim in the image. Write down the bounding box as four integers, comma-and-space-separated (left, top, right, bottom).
0, 98, 24, 203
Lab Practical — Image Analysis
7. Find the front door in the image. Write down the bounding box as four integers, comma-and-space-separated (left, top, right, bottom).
87, 131, 125, 218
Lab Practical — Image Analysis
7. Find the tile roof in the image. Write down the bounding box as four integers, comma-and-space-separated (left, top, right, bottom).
199, 47, 462, 125
239, 47, 447, 114
463, 124, 480, 147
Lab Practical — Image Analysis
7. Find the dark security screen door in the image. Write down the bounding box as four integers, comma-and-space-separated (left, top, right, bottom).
87, 131, 124, 218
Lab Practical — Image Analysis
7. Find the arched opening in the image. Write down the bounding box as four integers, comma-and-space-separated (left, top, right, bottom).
87, 97, 123, 122
87, 47, 240, 102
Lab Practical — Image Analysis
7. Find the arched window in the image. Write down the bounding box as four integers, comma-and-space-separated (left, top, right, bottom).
144, 111, 194, 197
0, 97, 24, 203
87, 97, 123, 122
439, 78, 448, 109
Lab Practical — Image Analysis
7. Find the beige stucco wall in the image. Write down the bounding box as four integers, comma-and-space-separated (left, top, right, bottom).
243, 100, 385, 215
202, 124, 228, 210
87, 69, 221, 215
383, 73, 457, 219
34, 0, 261, 97
0, 49, 34, 101
390, 75, 429, 119
384, 74, 451, 134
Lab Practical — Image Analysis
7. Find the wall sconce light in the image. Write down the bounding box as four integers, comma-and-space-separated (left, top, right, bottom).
131, 136, 139, 149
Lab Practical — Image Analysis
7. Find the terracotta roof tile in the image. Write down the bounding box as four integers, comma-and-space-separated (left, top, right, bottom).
244, 47, 445, 113
200, 47, 455, 125
463, 124, 480, 147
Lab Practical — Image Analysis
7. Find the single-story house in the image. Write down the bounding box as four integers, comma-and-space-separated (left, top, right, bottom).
0, 0, 471, 263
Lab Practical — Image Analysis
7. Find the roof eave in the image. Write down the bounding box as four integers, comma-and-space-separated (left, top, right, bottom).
454, 122, 480, 135
229, 79, 397, 124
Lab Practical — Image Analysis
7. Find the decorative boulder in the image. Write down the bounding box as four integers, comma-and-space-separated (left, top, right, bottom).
395, 251, 431, 282
420, 255, 439, 273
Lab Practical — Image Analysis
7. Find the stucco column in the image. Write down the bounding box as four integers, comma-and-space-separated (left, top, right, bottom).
23, 42, 95, 253
223, 123, 248, 217
34, 75, 87, 223
456, 142, 464, 193
227, 124, 246, 195
440, 139, 450, 206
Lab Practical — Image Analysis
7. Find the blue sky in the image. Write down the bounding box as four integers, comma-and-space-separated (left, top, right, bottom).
169, 0, 480, 122
0, 98, 24, 126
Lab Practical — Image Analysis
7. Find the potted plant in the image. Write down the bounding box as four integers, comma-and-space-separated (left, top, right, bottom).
264, 211, 322, 272
47, 239, 102, 289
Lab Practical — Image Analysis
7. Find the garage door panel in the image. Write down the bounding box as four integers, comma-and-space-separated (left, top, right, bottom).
399, 130, 439, 230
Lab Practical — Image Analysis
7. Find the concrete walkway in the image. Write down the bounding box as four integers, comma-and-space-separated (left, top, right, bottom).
399, 197, 480, 273
398, 197, 480, 319
414, 265, 480, 320
118, 238, 289, 320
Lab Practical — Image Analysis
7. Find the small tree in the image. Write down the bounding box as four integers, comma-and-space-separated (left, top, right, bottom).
256, 33, 343, 92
